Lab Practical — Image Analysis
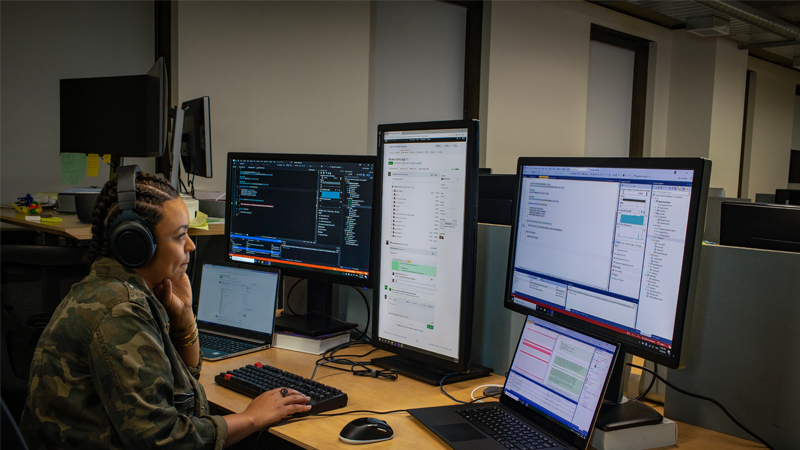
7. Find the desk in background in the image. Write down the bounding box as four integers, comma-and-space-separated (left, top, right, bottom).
200, 347, 761, 450
0, 207, 224, 241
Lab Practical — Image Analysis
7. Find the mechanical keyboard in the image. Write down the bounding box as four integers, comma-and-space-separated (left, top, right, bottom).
214, 362, 348, 415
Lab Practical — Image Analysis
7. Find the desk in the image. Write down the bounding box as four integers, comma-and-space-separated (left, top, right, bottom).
200, 348, 762, 450
0, 207, 224, 240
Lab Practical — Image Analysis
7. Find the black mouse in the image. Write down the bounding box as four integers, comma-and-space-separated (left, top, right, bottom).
339, 417, 394, 444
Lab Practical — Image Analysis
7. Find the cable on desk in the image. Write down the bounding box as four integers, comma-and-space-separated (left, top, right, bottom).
440, 373, 469, 404
311, 342, 396, 381
470, 384, 504, 403
315, 409, 409, 417
628, 363, 774, 450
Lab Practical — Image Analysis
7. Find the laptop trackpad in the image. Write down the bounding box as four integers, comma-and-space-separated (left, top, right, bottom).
433, 423, 486, 442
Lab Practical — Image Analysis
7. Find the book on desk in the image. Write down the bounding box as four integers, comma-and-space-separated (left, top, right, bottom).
272, 330, 350, 355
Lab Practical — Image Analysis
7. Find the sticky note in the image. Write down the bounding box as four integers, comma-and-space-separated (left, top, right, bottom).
103, 154, 111, 164
87, 154, 100, 177
61, 153, 87, 185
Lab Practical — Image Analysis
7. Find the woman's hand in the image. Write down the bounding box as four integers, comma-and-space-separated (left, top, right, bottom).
244, 388, 312, 429
153, 273, 194, 327
223, 388, 312, 447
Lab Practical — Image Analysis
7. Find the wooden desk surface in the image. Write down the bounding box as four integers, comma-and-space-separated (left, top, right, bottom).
200, 347, 762, 450
0, 207, 224, 239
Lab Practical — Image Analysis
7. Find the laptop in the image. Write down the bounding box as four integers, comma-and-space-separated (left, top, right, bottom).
409, 315, 620, 450
195, 261, 280, 361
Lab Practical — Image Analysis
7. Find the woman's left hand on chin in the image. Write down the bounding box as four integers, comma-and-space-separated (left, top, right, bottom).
153, 273, 194, 325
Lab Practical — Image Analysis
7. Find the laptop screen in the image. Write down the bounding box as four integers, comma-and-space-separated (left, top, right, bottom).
504, 316, 618, 440
197, 263, 279, 334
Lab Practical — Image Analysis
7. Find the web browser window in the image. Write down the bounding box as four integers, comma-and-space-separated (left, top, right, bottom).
377, 128, 468, 362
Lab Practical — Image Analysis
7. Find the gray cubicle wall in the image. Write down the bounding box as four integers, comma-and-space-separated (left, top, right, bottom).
665, 244, 800, 450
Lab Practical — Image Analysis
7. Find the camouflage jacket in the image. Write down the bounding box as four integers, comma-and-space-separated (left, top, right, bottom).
20, 257, 228, 450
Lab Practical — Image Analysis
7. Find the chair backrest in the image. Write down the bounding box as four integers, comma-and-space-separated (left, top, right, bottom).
1, 397, 30, 450
0, 245, 90, 423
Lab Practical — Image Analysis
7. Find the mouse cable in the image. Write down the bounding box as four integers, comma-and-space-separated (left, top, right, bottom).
314, 409, 409, 417
628, 363, 774, 450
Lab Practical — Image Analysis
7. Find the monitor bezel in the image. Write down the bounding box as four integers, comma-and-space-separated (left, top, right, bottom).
371, 119, 480, 373
224, 152, 378, 289
503, 157, 711, 369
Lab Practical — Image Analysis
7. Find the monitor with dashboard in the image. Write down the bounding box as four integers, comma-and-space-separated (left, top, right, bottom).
504, 157, 711, 428
225, 153, 378, 335
370, 119, 490, 385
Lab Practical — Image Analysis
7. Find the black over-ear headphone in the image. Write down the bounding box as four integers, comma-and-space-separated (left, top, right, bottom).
108, 165, 157, 268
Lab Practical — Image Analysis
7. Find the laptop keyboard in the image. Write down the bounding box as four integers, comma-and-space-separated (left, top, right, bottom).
199, 334, 260, 353
457, 406, 558, 449
214, 362, 348, 415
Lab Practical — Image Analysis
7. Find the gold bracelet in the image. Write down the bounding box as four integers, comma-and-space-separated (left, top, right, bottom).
168, 314, 197, 334
175, 332, 199, 348
170, 326, 198, 346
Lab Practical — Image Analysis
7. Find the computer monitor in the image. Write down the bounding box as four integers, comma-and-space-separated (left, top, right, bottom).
180, 97, 213, 179
225, 153, 377, 335
504, 157, 710, 427
720, 202, 800, 253
61, 58, 168, 158
370, 120, 491, 385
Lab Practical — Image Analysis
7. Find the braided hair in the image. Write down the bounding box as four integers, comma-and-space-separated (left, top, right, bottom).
85, 172, 180, 264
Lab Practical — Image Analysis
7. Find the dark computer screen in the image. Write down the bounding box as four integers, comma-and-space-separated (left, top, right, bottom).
225, 153, 376, 286
720, 202, 800, 253
60, 58, 168, 158
504, 158, 711, 373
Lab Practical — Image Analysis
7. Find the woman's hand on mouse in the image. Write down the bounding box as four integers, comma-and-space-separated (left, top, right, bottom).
243, 388, 312, 429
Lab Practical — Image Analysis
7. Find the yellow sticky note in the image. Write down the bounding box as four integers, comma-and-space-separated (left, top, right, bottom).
103, 154, 111, 164
87, 154, 100, 177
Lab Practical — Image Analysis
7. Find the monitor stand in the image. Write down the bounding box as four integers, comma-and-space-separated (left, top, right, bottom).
372, 355, 492, 386
592, 352, 672, 449
274, 279, 356, 337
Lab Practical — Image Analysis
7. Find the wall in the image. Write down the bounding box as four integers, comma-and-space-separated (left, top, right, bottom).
482, 1, 674, 174
176, 1, 372, 195
744, 57, 799, 198
0, 1, 154, 204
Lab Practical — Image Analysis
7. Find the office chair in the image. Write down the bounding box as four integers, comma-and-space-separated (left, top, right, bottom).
0, 245, 89, 424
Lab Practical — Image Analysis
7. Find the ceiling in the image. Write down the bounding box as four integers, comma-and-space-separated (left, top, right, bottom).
589, 1, 800, 70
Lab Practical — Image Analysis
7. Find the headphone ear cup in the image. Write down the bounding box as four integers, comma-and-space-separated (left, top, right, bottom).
108, 217, 156, 268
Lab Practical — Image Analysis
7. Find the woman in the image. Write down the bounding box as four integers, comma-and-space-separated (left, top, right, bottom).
20, 168, 310, 449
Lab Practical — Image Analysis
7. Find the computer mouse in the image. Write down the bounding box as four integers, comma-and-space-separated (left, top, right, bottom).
339, 417, 394, 444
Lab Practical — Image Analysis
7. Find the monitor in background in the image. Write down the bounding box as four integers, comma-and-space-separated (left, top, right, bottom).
170, 96, 212, 196
180, 97, 213, 179
720, 202, 800, 253
371, 120, 491, 385
61, 58, 168, 158
504, 157, 711, 431
774, 189, 800, 205
225, 153, 377, 335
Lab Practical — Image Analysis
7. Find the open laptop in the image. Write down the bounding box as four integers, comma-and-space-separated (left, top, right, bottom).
195, 261, 280, 361
409, 315, 620, 450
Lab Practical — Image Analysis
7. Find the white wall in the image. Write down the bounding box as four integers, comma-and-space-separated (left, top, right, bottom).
176, 1, 372, 195
707, 38, 748, 194
370, 0, 466, 152
744, 57, 799, 197
482, 1, 674, 174
584, 41, 635, 157
0, 1, 154, 204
